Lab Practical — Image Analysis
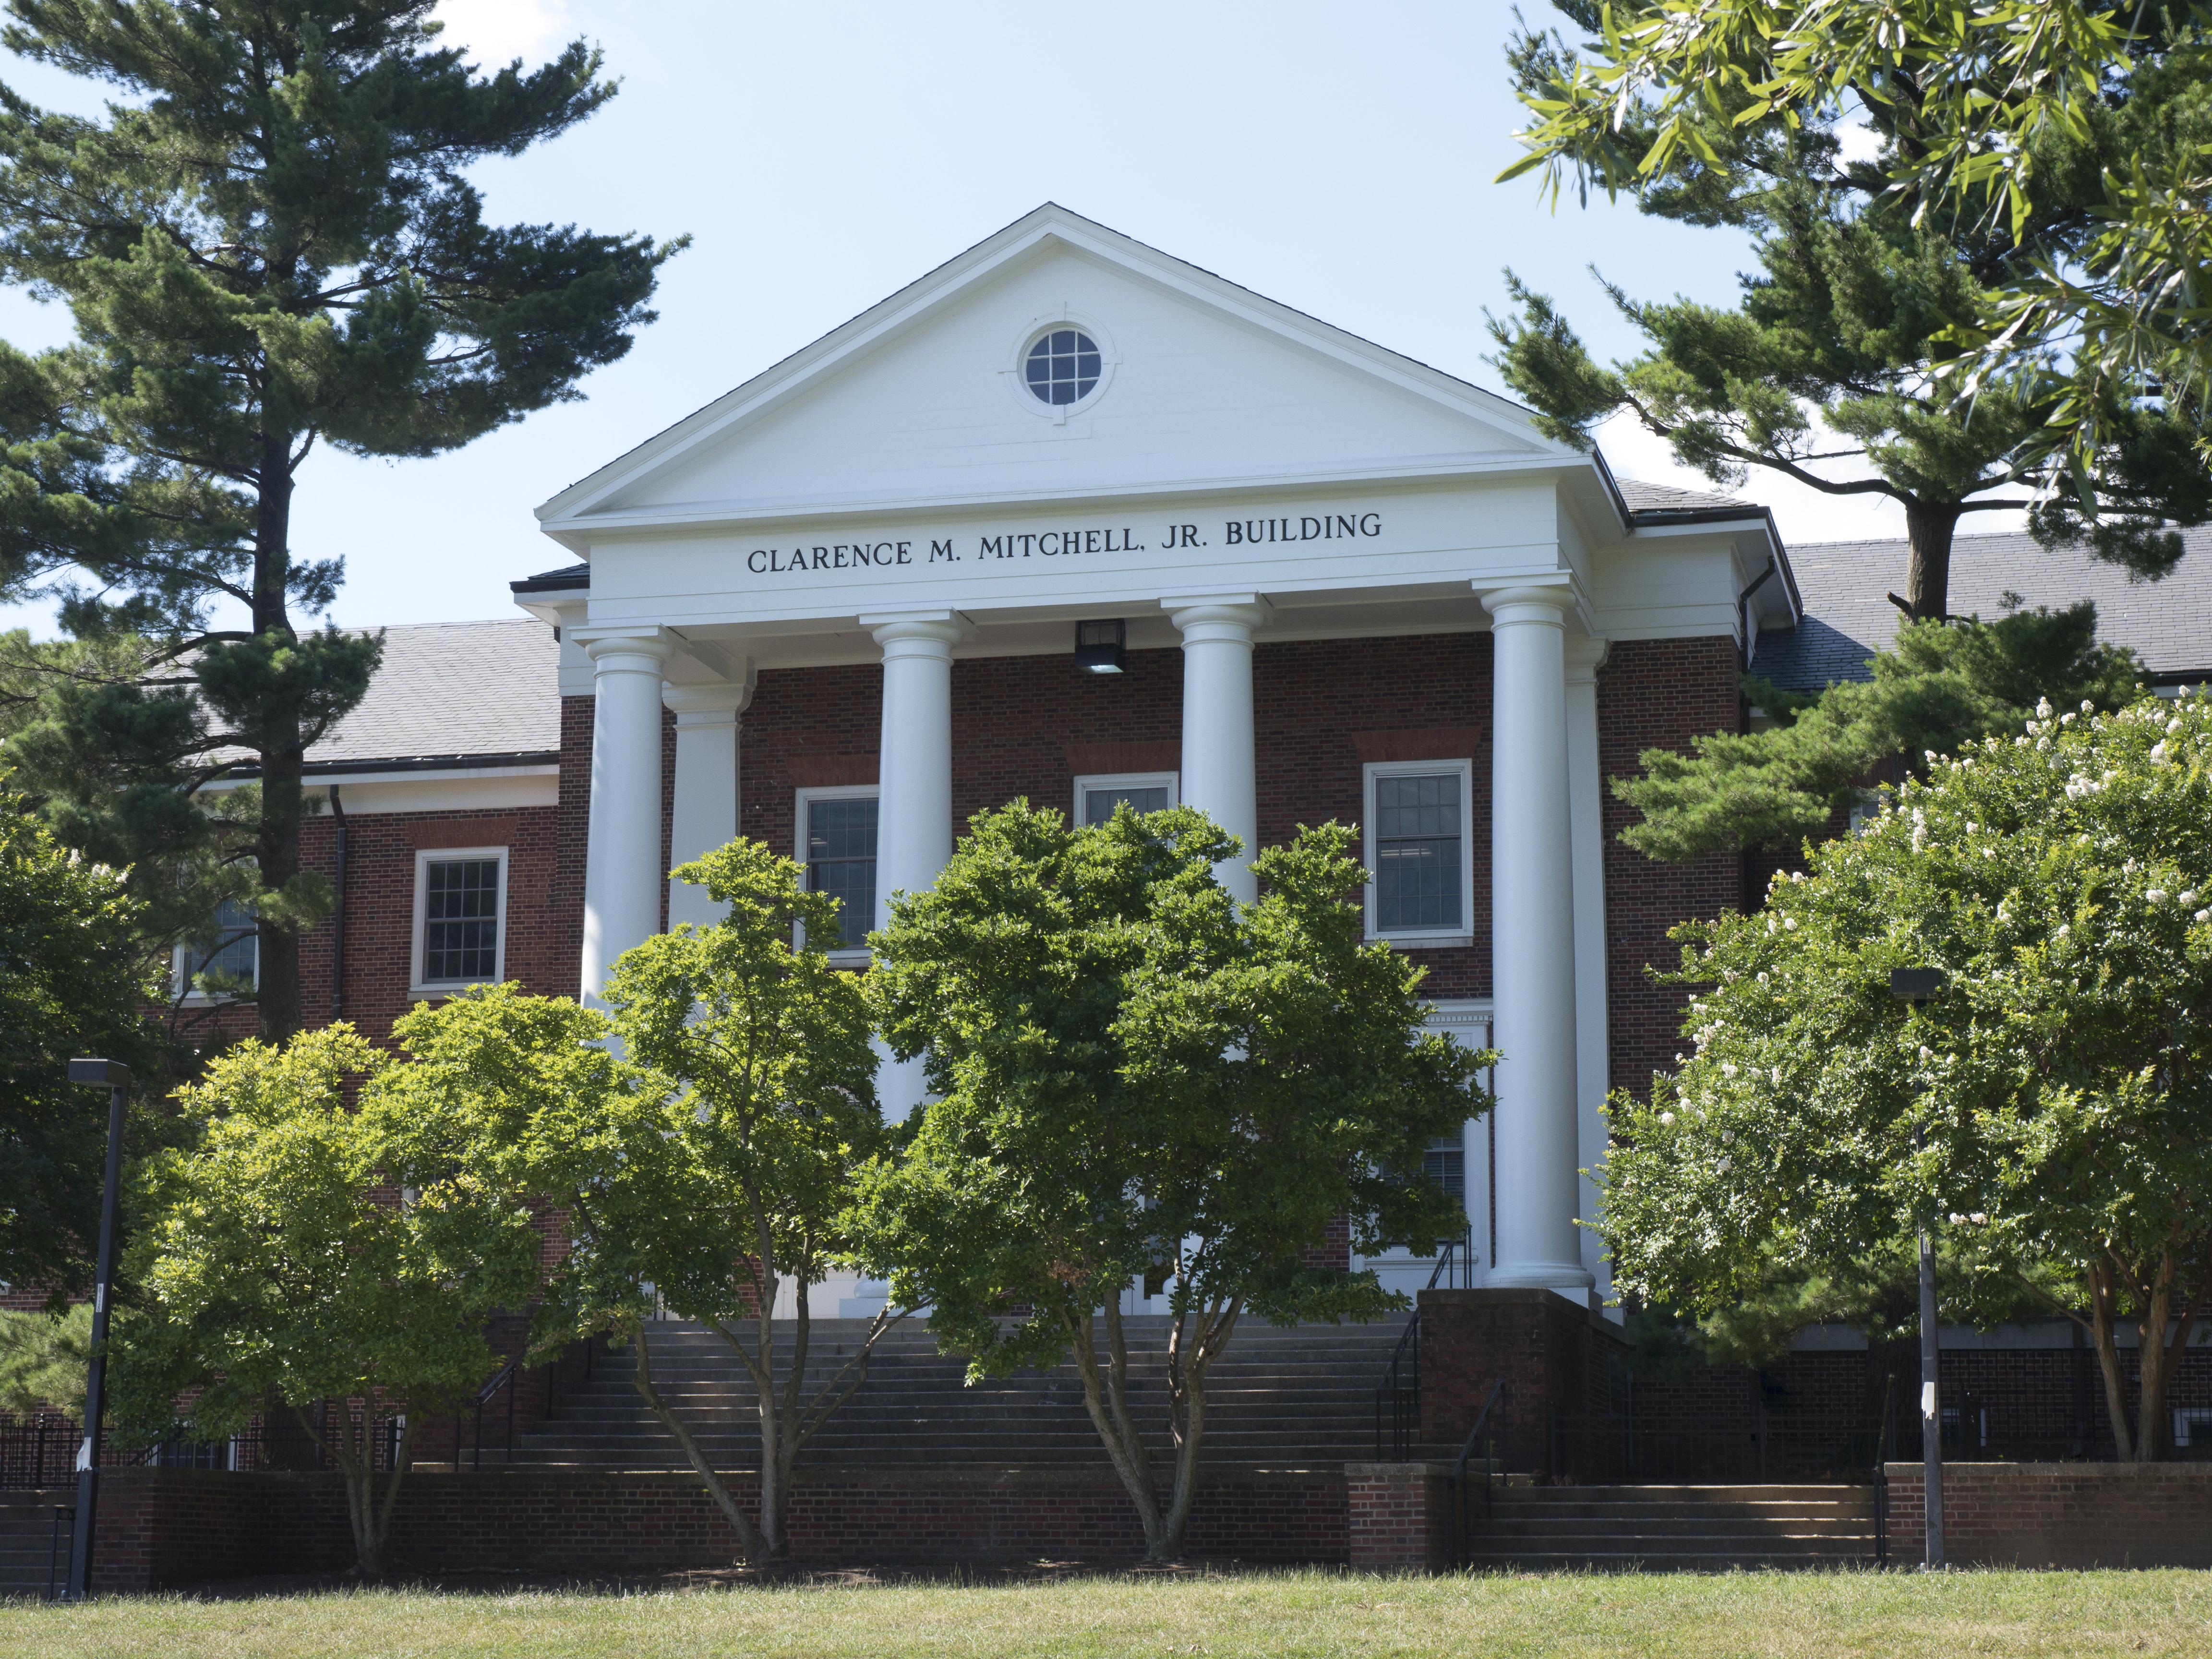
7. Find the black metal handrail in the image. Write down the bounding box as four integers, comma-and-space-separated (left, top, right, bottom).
1873, 1372, 1896, 1567
46, 1503, 73, 1602
1370, 1230, 1476, 1460
1447, 1379, 1504, 1569
1373, 1315, 1421, 1461
457, 1353, 525, 1473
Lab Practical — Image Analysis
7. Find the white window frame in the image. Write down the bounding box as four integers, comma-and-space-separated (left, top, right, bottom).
794, 784, 880, 964
1071, 770, 1179, 827
410, 845, 509, 1000
171, 898, 261, 1004
1363, 757, 1476, 947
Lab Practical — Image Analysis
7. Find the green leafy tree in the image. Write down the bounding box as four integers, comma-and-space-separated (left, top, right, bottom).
115, 1025, 543, 1574
859, 802, 1487, 1561
1617, 602, 2143, 861
1488, 2, 2212, 621
0, 0, 682, 1039
1603, 690, 2212, 1460
385, 843, 894, 1565
0, 793, 165, 1303
1500, 1, 2212, 479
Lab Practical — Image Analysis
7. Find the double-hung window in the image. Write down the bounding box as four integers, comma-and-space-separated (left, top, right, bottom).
1073, 771, 1178, 827
411, 847, 508, 996
175, 895, 258, 999
1363, 758, 1475, 945
796, 787, 878, 955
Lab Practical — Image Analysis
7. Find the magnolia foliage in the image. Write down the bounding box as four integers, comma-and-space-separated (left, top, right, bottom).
1604, 689, 2212, 1459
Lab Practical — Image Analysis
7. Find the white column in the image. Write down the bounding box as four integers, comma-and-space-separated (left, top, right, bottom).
578, 629, 675, 1001
861, 610, 965, 1121
1564, 635, 1615, 1310
664, 677, 752, 930
1479, 583, 1592, 1292
1165, 595, 1267, 904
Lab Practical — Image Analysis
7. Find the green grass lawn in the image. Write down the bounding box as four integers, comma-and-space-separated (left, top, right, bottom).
2, 1569, 2208, 1659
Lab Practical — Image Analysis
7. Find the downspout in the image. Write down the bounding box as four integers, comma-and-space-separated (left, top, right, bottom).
328, 784, 347, 1020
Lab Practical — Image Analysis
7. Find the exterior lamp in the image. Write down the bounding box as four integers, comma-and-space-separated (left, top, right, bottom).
64, 1057, 131, 1601
1074, 618, 1127, 674
1887, 967, 1947, 1570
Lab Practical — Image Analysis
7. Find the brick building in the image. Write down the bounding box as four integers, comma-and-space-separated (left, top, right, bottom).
183, 202, 2212, 1339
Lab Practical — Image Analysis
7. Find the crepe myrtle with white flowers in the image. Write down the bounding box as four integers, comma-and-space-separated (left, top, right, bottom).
1601, 687, 2212, 1462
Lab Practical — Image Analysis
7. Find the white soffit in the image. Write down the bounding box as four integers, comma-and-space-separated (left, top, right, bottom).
537, 204, 1586, 547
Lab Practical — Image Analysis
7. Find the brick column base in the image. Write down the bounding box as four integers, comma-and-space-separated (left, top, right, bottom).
1346, 1463, 1452, 1572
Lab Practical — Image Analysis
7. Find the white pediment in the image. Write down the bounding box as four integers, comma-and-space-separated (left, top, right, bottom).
540, 205, 1577, 544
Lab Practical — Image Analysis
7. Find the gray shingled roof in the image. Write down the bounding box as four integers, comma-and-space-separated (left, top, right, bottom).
1757, 525, 2212, 693
1617, 479, 1758, 515
302, 618, 560, 768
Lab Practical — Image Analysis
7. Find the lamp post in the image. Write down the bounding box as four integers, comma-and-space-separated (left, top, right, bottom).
63, 1057, 130, 1602
1888, 969, 1946, 1570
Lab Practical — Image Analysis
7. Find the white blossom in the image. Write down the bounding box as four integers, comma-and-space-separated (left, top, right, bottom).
1721, 1062, 1739, 1077
1782, 917, 1798, 931
2061, 712, 2076, 725
2182, 891, 2200, 907
2081, 700, 2095, 713
1969, 1213, 1988, 1226
2149, 890, 2169, 905
1658, 1111, 1676, 1127
1918, 1046, 1933, 1062
2037, 698, 2054, 719
2152, 741, 2170, 762
2169, 718, 2184, 735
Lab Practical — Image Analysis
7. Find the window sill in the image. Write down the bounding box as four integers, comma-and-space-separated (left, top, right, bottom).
1370, 933, 1474, 952
824, 950, 873, 969
408, 982, 495, 1003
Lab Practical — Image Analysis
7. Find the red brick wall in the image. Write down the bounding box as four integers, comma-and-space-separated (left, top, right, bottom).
85, 1465, 1350, 1586
737, 635, 1497, 997
1884, 1461, 2212, 1568
1346, 1462, 1452, 1570
1418, 1288, 1627, 1476
1596, 637, 1745, 1098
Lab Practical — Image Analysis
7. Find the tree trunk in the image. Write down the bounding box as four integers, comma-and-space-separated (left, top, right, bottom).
629, 1322, 771, 1561
1901, 501, 1961, 622
2128, 1249, 2206, 1465
252, 433, 305, 1042
1159, 1296, 1241, 1559
2086, 1261, 2138, 1459
1068, 1299, 1168, 1554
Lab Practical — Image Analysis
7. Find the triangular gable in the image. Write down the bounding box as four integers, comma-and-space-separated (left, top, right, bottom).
538, 204, 1584, 545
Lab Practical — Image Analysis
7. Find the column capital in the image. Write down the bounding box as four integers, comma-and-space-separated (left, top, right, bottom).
662, 673, 754, 724
1563, 635, 1610, 683
861, 610, 969, 655
1477, 580, 1577, 625
573, 625, 677, 670
1163, 593, 1272, 640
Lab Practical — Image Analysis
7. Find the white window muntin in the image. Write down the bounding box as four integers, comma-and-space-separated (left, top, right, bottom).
1072, 770, 1178, 828
172, 894, 260, 1002
1362, 757, 1475, 946
409, 845, 508, 998
794, 784, 879, 962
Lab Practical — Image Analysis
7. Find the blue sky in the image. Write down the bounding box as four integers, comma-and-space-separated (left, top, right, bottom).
0, 0, 1927, 636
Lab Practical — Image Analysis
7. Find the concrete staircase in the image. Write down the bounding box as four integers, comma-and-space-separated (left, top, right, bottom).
1460, 1483, 1879, 1571
493, 1315, 1411, 1472
0, 1491, 72, 1600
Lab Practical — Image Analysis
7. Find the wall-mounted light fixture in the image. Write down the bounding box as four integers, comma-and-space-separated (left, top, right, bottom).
1074, 618, 1127, 674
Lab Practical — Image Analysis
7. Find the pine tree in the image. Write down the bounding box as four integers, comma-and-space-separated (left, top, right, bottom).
1488, 1, 2212, 622
0, 2, 682, 1038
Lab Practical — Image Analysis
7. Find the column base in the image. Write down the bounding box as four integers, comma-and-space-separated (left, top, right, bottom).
1485, 1261, 1597, 1292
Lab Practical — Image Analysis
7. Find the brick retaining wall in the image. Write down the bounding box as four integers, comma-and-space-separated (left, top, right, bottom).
1883, 1461, 2212, 1568
84, 1465, 1350, 1589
